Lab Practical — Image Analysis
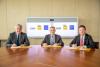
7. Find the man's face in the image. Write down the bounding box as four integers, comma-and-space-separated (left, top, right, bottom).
15, 26, 22, 34
50, 28, 56, 35
79, 27, 86, 35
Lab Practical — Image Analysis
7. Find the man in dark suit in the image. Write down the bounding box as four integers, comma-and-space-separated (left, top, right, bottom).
41, 26, 64, 46
70, 25, 94, 48
6, 24, 30, 47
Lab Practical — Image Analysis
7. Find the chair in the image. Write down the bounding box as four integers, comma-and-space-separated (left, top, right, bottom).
93, 42, 99, 49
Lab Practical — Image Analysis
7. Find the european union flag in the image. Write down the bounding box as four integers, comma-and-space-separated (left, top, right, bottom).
44, 25, 48, 30
70, 25, 74, 30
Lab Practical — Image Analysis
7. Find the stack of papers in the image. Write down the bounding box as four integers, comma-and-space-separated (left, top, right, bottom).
42, 46, 62, 48
11, 45, 32, 48
68, 47, 91, 51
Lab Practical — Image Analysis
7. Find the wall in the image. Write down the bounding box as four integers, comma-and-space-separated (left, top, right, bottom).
0, 0, 100, 45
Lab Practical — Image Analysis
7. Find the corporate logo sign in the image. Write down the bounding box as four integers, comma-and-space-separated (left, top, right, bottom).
44, 25, 48, 30
30, 25, 75, 31
63, 25, 68, 30
37, 25, 42, 30
70, 25, 74, 30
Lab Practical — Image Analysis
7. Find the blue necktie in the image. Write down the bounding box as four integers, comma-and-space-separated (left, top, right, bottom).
50, 35, 55, 45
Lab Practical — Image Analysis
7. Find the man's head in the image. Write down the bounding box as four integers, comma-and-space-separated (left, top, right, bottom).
15, 24, 22, 34
78, 25, 86, 36
49, 26, 56, 35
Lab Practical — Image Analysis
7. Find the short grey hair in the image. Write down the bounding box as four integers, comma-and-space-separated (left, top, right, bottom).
50, 26, 55, 29
16, 24, 22, 29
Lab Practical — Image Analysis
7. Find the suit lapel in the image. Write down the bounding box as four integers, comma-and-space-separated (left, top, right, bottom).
77, 35, 80, 45
48, 34, 50, 44
84, 34, 87, 44
55, 34, 57, 43
19, 33, 23, 44
19, 34, 21, 44
13, 32, 17, 43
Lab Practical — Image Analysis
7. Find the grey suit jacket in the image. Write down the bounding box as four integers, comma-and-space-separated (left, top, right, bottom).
41, 34, 64, 46
6, 32, 30, 47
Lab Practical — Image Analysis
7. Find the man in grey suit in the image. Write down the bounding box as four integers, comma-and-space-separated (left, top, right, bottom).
41, 26, 64, 46
6, 24, 30, 47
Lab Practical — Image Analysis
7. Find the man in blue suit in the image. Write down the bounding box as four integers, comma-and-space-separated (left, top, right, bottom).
41, 26, 64, 46
70, 25, 94, 48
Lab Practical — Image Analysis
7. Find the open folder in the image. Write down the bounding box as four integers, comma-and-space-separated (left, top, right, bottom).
11, 45, 32, 48
68, 46, 91, 51
42, 46, 62, 48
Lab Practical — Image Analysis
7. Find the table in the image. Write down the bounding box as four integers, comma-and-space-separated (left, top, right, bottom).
0, 45, 100, 67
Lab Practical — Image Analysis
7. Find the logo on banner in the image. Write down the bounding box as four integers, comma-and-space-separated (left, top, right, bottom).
44, 25, 48, 30
70, 25, 74, 30
37, 25, 42, 30
63, 25, 68, 30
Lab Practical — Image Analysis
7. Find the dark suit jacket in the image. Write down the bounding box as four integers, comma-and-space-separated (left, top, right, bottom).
41, 34, 64, 46
70, 33, 94, 48
6, 32, 30, 47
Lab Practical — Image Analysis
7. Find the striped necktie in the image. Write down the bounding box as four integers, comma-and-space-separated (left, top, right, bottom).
80, 36, 84, 46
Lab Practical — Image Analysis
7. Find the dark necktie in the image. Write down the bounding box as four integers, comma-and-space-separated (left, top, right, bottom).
16, 34, 20, 46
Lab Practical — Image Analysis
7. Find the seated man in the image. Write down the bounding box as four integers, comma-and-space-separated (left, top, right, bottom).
70, 25, 94, 48
41, 26, 64, 46
6, 24, 30, 47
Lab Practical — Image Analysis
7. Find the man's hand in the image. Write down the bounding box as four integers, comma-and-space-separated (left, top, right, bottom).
11, 44, 17, 47
20, 44, 25, 47
72, 44, 77, 48
43, 43, 48, 46
53, 43, 58, 46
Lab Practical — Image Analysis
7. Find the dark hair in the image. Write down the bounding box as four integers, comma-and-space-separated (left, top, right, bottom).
79, 25, 86, 30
